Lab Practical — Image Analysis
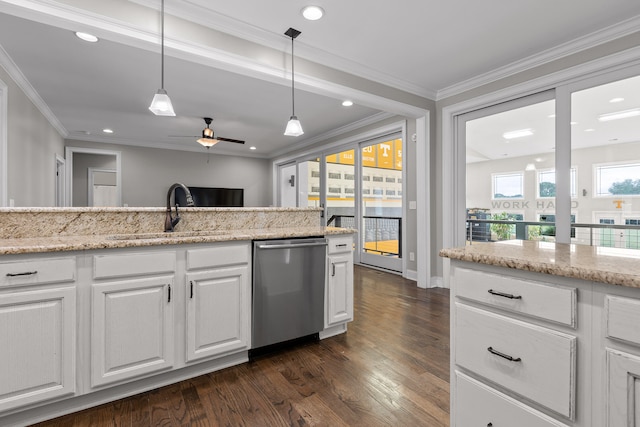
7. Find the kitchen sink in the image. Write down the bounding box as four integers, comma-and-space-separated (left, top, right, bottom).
107, 230, 231, 240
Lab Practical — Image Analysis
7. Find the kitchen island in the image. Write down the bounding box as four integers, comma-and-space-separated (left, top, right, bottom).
0, 207, 355, 426
441, 240, 640, 427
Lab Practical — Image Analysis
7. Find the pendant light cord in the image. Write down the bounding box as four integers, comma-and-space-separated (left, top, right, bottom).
290, 35, 295, 116
160, 0, 165, 90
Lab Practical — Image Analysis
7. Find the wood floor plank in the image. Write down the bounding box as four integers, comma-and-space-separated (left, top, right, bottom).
30, 265, 451, 427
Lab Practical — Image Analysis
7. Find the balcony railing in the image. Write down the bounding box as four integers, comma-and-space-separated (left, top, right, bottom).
327, 215, 402, 257
467, 218, 640, 249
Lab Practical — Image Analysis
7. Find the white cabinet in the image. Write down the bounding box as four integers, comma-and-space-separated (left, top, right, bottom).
0, 286, 76, 412
449, 262, 579, 426
0, 255, 77, 413
185, 246, 251, 362
90, 251, 176, 388
185, 243, 251, 362
605, 349, 640, 426
326, 236, 354, 328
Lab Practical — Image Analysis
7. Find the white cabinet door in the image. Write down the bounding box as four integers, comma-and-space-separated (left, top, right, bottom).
606, 349, 640, 426
326, 253, 354, 327
91, 276, 174, 387
0, 287, 75, 412
185, 266, 250, 362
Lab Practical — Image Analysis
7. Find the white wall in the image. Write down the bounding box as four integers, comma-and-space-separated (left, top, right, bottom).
66, 139, 271, 207
0, 65, 65, 207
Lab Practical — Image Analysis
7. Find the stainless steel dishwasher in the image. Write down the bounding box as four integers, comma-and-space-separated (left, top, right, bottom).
252, 237, 327, 349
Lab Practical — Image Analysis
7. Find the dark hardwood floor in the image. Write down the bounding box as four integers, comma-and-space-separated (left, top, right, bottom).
33, 266, 450, 426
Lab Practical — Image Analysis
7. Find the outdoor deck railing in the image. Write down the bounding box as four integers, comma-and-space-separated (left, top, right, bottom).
327, 215, 402, 257
466, 218, 640, 249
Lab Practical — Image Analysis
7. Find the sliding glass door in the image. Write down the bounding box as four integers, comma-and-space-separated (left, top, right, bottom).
359, 136, 403, 272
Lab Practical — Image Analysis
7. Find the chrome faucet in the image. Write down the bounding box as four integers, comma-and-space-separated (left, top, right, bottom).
165, 183, 195, 232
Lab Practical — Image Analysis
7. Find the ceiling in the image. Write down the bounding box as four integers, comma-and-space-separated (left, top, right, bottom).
0, 0, 639, 158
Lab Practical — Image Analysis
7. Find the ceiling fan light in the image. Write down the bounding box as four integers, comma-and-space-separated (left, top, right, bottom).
149, 89, 176, 116
197, 136, 219, 147
202, 127, 213, 138
284, 116, 304, 136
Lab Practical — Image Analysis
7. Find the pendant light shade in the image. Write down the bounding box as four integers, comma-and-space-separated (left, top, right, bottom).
149, 0, 176, 116
284, 28, 303, 137
284, 116, 303, 137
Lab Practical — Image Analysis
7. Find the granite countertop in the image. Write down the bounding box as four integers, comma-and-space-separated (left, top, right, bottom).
0, 227, 355, 255
440, 240, 640, 288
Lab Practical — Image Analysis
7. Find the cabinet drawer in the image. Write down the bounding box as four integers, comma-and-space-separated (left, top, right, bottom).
0, 257, 75, 288
327, 236, 353, 254
455, 304, 576, 418
454, 267, 576, 327
455, 372, 569, 427
93, 251, 176, 279
187, 242, 250, 270
605, 295, 640, 346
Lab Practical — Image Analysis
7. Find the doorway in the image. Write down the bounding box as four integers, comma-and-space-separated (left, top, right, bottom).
55, 155, 65, 207
65, 147, 122, 207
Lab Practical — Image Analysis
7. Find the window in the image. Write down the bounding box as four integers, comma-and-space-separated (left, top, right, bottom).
363, 189, 371, 195
386, 177, 395, 183
492, 172, 524, 199
328, 172, 341, 179
372, 189, 384, 195
595, 162, 640, 196
363, 176, 370, 181
344, 174, 355, 180
328, 187, 341, 194
311, 171, 320, 178
372, 176, 384, 182
398, 178, 403, 184
345, 188, 354, 194
386, 190, 396, 195
537, 168, 577, 198
311, 186, 320, 193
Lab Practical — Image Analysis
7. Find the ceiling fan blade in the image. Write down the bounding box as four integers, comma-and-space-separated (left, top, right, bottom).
218, 137, 245, 144
169, 135, 199, 138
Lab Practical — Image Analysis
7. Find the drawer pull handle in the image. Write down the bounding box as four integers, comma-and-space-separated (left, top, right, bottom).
6, 271, 38, 277
336, 243, 348, 248
488, 289, 522, 300
487, 346, 521, 362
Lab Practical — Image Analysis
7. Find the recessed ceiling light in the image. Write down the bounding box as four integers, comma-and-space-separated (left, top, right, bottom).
599, 108, 640, 122
570, 121, 578, 125
102, 128, 113, 134
548, 114, 556, 118
584, 128, 595, 132
301, 5, 324, 20
342, 100, 353, 107
249, 146, 257, 150
75, 32, 99, 43
502, 129, 533, 139
535, 157, 543, 162
609, 97, 624, 103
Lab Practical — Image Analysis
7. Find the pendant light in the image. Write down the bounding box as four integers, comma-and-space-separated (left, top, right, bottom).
284, 27, 303, 137
149, 0, 176, 116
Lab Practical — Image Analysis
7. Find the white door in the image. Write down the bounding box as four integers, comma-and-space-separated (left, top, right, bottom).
91, 276, 174, 387
185, 266, 250, 362
0, 287, 76, 412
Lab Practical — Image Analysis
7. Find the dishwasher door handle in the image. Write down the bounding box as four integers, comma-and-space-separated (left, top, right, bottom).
256, 242, 328, 250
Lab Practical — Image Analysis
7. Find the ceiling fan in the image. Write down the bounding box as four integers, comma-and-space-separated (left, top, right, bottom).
172, 117, 245, 148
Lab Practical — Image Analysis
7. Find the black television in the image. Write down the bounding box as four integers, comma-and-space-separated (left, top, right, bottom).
175, 186, 244, 207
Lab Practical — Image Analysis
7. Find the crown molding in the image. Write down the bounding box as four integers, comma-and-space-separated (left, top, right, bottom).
437, 14, 640, 100
0, 42, 67, 137
268, 111, 395, 159
129, 0, 437, 99
66, 133, 270, 159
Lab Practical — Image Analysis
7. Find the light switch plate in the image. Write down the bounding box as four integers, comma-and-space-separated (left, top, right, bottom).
409, 201, 417, 209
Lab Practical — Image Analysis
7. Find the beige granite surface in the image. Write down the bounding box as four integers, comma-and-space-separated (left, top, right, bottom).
0, 207, 358, 255
0, 207, 322, 239
440, 240, 640, 288
0, 227, 355, 255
